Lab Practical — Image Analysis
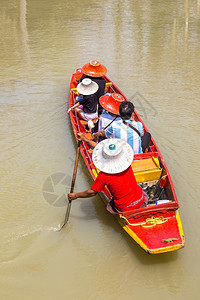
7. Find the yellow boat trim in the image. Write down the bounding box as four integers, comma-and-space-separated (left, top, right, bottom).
152, 156, 160, 168
71, 82, 112, 93
70, 88, 79, 95
120, 215, 168, 228
149, 243, 184, 254
176, 210, 185, 240
92, 168, 99, 178
117, 217, 149, 252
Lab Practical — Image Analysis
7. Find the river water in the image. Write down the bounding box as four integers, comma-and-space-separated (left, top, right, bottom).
0, 0, 200, 299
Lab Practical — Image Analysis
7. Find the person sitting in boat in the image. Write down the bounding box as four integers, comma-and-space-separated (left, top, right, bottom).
94, 101, 151, 153
77, 93, 124, 148
68, 139, 148, 214
80, 60, 107, 114
68, 78, 99, 121
88, 92, 124, 133
78, 101, 151, 153
97, 93, 124, 131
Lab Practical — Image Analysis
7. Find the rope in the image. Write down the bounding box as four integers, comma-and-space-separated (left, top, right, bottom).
120, 215, 168, 228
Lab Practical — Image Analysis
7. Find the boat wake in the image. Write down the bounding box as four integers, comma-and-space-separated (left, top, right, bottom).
0, 224, 62, 264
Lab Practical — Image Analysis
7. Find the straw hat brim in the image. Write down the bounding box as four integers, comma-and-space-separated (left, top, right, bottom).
77, 81, 99, 95
92, 139, 134, 174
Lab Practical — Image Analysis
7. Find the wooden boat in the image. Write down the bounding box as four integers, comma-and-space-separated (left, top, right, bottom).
68, 68, 185, 254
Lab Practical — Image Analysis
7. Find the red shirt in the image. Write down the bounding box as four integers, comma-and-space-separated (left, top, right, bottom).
91, 166, 144, 211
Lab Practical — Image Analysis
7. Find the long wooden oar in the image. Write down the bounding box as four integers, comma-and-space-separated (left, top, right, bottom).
59, 140, 81, 230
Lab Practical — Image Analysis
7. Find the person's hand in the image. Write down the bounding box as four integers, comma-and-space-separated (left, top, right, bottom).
92, 132, 99, 139
77, 132, 84, 141
77, 132, 89, 142
68, 193, 77, 201
67, 107, 72, 113
92, 130, 104, 139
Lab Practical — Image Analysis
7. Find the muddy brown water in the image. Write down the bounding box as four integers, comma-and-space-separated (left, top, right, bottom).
0, 1, 200, 299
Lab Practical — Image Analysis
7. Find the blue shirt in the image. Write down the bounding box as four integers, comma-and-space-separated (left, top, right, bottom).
98, 110, 121, 131
105, 119, 144, 154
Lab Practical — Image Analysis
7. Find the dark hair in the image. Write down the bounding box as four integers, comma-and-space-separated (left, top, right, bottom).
119, 101, 135, 120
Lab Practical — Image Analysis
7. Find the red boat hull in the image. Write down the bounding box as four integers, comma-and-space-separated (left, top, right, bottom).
68, 68, 185, 254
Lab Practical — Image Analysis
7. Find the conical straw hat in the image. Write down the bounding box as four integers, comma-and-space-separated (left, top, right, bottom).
99, 93, 125, 115
77, 78, 99, 95
82, 60, 107, 77
92, 139, 134, 174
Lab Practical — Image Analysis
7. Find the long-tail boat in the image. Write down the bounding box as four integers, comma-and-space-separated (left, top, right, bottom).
68, 67, 185, 254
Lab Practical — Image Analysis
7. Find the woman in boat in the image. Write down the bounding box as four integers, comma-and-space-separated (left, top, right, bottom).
80, 60, 107, 114
68, 139, 148, 214
68, 78, 99, 121
77, 93, 124, 147
97, 93, 124, 131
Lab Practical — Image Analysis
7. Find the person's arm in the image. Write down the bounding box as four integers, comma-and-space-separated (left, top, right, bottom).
68, 172, 105, 201
68, 189, 97, 201
92, 130, 106, 139
77, 133, 97, 149
68, 102, 80, 113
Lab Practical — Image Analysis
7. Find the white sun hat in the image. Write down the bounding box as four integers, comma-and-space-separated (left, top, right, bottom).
92, 138, 134, 174
77, 78, 99, 95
